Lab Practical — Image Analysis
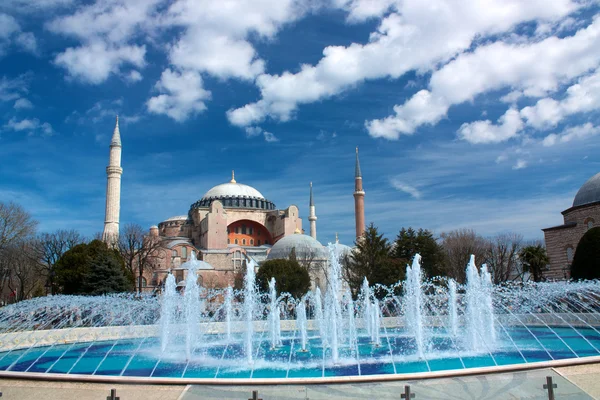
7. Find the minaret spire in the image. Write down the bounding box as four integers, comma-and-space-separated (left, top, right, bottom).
102, 116, 123, 245
308, 182, 317, 240
353, 147, 365, 241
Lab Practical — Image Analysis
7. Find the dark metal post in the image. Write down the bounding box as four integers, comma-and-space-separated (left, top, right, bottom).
249, 390, 262, 400
401, 385, 415, 399
543, 376, 557, 400
106, 388, 120, 400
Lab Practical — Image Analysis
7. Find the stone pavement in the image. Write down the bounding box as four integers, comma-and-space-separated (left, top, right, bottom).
0, 365, 599, 399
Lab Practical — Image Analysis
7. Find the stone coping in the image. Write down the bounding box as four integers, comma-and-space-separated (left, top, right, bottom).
0, 312, 597, 352
0, 355, 599, 386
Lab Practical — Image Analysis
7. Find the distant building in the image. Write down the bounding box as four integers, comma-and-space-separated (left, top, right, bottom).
100, 119, 361, 292
543, 172, 600, 279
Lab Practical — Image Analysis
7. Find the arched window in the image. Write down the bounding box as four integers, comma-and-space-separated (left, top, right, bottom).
138, 276, 147, 288
585, 218, 595, 230
242, 239, 246, 245
172, 249, 178, 257
181, 247, 187, 259
242, 225, 247, 234
227, 239, 231, 244
250, 239, 254, 245
235, 239, 238, 245
232, 250, 243, 270
567, 247, 574, 263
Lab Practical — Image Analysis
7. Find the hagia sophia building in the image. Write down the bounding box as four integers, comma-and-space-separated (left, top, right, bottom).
101, 118, 359, 291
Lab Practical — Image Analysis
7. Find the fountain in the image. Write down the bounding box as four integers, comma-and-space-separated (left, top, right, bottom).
0, 245, 599, 381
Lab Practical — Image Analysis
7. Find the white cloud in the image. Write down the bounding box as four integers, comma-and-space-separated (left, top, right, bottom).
366, 14, 600, 139
0, 74, 29, 102
0, 14, 19, 40
0, 0, 74, 14
54, 41, 145, 84
243, 125, 279, 142
13, 98, 33, 109
125, 70, 142, 83
146, 69, 211, 122
521, 68, 600, 129
542, 123, 600, 147
0, 13, 37, 55
48, 0, 161, 83
4, 117, 54, 135
15, 32, 37, 54
390, 178, 421, 199
333, 0, 397, 22
227, 0, 579, 128
512, 159, 527, 170
263, 131, 279, 142
457, 108, 524, 144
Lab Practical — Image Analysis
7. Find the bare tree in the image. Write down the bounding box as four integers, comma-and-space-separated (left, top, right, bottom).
118, 223, 164, 293
37, 229, 84, 294
0, 202, 38, 251
485, 233, 523, 284
2, 240, 43, 303
440, 229, 490, 283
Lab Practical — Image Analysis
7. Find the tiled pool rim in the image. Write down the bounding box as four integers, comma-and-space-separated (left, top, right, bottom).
0, 355, 599, 386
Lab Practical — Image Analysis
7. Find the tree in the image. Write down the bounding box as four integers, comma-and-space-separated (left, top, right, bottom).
391, 227, 446, 278
571, 227, 600, 280
343, 223, 403, 297
83, 252, 131, 295
118, 223, 164, 293
519, 244, 549, 282
0, 201, 38, 251
440, 229, 489, 283
55, 240, 132, 295
256, 259, 310, 299
0, 239, 43, 303
485, 233, 523, 283
37, 229, 84, 294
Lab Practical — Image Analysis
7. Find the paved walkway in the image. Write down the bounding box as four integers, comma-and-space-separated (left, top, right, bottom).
1, 365, 599, 399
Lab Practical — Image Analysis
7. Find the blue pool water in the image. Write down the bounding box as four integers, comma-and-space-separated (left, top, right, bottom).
1, 326, 598, 379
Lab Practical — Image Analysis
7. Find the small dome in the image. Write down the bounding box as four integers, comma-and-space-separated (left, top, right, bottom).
267, 234, 328, 261
202, 182, 264, 200
331, 242, 352, 260
573, 172, 600, 207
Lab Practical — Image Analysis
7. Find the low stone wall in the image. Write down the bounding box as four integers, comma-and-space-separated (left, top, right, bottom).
0, 313, 597, 352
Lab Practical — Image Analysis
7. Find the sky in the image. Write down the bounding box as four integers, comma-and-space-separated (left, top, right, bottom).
0, 0, 600, 246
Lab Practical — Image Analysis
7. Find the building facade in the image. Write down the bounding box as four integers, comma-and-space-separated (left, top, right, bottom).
543, 172, 600, 280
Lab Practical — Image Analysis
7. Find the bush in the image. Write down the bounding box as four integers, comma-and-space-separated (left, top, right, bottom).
571, 227, 600, 280
256, 259, 310, 299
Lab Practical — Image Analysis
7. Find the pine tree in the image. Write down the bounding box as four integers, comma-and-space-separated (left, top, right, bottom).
392, 227, 446, 277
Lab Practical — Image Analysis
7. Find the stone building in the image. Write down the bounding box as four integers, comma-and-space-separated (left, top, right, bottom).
100, 119, 361, 292
543, 172, 600, 280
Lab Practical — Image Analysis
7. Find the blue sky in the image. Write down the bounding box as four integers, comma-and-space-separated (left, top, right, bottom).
1, 0, 600, 246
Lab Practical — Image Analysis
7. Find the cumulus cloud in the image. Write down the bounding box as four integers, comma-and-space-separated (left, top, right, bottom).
125, 70, 142, 83
542, 123, 600, 147
13, 98, 32, 109
243, 125, 279, 142
521, 68, 600, 129
0, 73, 30, 102
47, 0, 161, 83
0, 13, 38, 55
4, 117, 54, 135
227, 0, 579, 128
390, 178, 421, 199
55, 42, 145, 84
512, 159, 527, 170
366, 15, 600, 139
458, 108, 524, 144
146, 69, 211, 122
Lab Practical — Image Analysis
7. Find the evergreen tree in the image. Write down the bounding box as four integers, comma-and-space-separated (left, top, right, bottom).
344, 223, 402, 297
256, 258, 310, 298
55, 240, 132, 294
571, 227, 600, 280
519, 244, 549, 282
392, 227, 446, 277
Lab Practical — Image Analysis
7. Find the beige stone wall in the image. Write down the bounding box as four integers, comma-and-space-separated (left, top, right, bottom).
544, 203, 600, 280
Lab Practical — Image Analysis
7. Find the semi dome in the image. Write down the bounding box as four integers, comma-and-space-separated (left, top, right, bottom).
267, 234, 328, 261
573, 172, 600, 208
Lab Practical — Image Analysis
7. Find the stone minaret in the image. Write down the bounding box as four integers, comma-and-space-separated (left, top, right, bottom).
308, 182, 317, 240
102, 116, 123, 245
353, 147, 365, 240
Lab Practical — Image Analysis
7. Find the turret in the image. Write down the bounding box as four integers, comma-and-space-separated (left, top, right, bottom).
308, 182, 317, 240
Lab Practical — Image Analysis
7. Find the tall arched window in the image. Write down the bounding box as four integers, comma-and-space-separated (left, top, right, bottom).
242, 239, 246, 245
138, 276, 147, 288
172, 249, 178, 257
181, 247, 187, 259
235, 239, 238, 245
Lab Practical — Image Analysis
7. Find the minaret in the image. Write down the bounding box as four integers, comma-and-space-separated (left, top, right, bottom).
353, 147, 365, 240
102, 116, 123, 245
308, 182, 317, 240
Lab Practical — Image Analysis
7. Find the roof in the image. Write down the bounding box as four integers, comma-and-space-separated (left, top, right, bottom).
202, 182, 264, 200
267, 233, 328, 260
164, 215, 188, 222
542, 221, 577, 232
573, 172, 600, 207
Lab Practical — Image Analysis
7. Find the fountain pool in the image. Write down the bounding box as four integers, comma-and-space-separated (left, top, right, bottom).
0, 247, 599, 382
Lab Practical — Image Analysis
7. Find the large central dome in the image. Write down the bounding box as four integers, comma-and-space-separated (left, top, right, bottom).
573, 172, 600, 208
189, 172, 276, 211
